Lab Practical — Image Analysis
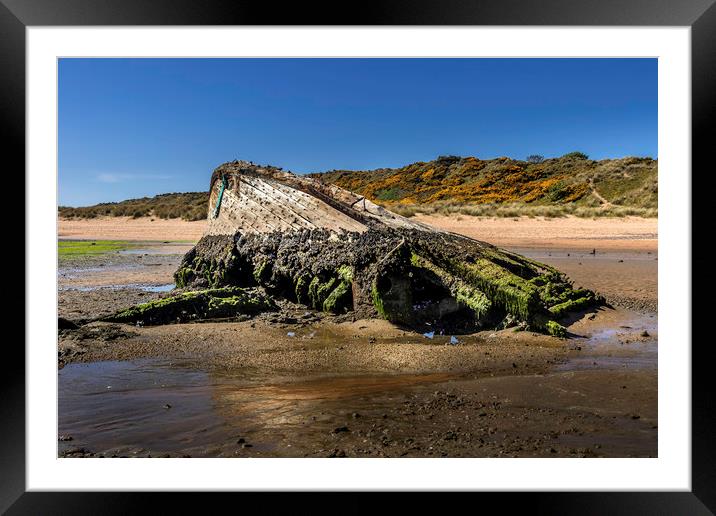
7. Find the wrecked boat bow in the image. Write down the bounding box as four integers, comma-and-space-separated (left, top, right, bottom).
107, 160, 604, 335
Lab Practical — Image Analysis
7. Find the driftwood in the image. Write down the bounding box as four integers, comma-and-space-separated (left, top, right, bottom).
107, 161, 603, 334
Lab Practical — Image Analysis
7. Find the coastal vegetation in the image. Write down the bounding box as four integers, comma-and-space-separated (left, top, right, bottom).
312, 153, 657, 218
58, 154, 657, 221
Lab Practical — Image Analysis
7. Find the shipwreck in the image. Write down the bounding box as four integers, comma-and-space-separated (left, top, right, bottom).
106, 160, 603, 335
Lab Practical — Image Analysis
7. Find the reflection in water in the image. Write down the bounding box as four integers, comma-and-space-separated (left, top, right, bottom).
557, 311, 657, 371
59, 360, 228, 455
59, 360, 452, 457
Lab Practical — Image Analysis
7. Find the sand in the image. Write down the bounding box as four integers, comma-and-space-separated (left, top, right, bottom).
58, 215, 657, 251
414, 214, 657, 251
58, 216, 206, 242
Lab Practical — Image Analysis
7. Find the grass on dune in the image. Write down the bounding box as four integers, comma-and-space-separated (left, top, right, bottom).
389, 202, 658, 219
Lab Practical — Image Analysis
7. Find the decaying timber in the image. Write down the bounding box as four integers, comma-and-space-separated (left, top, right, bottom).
107, 160, 604, 335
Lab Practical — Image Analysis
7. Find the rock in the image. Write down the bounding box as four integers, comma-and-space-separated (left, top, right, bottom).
640, 330, 650, 337
332, 426, 350, 434
58, 434, 73, 441
163, 404, 172, 409
58, 317, 79, 330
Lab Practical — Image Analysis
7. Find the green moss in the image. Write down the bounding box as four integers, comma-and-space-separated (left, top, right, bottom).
174, 266, 193, 288
369, 273, 413, 323
294, 274, 310, 305
322, 279, 352, 313
337, 265, 354, 283
548, 296, 596, 318
412, 251, 492, 321
316, 277, 336, 305
545, 320, 567, 337
416, 248, 559, 323
253, 258, 271, 283
371, 279, 388, 319
306, 276, 337, 310
312, 266, 354, 313
455, 285, 492, 320
176, 244, 239, 288
458, 258, 541, 321
104, 287, 273, 325
308, 276, 321, 308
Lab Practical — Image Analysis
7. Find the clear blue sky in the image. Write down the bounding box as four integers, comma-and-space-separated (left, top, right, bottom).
59, 58, 657, 207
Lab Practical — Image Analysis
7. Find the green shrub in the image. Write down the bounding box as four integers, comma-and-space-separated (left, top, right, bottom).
562, 151, 589, 160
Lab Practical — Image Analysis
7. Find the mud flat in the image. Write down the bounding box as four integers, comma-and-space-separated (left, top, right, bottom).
57, 216, 658, 458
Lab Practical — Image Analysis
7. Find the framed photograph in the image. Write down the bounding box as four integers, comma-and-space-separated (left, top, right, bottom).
6, 0, 714, 511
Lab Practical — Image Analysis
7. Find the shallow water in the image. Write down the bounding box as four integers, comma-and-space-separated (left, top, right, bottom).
557, 310, 657, 372
59, 283, 175, 293
59, 360, 225, 455
58, 360, 454, 457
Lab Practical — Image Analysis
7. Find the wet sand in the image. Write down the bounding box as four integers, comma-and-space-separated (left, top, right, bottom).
57, 217, 658, 458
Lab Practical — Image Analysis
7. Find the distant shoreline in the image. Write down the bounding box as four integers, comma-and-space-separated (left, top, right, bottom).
58, 214, 657, 252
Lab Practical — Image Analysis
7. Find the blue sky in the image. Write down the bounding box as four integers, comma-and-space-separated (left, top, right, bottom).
59, 58, 657, 206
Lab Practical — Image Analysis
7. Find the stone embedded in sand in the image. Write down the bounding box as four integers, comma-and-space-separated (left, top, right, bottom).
164, 160, 603, 334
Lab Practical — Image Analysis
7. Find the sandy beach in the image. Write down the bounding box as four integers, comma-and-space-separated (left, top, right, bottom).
58, 214, 657, 251
415, 214, 657, 252
59, 216, 206, 242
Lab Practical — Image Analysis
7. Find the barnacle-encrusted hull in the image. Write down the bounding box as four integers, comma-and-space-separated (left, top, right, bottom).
158, 161, 602, 334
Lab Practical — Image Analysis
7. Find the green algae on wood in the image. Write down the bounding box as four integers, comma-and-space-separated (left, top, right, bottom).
410, 252, 492, 321
545, 320, 567, 338
104, 287, 275, 326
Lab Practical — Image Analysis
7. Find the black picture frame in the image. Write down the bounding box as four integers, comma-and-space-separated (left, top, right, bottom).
5, 0, 714, 512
